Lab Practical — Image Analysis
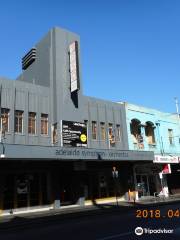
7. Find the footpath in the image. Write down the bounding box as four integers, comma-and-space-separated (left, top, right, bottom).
0, 194, 180, 231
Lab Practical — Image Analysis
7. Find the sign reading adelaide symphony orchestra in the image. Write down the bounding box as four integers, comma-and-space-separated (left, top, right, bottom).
62, 120, 87, 147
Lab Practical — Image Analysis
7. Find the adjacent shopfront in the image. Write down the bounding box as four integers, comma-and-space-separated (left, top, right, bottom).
154, 155, 180, 196
133, 155, 180, 199
133, 162, 162, 198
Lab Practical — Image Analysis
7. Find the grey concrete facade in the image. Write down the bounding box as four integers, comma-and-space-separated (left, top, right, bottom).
0, 27, 156, 214
0, 27, 153, 161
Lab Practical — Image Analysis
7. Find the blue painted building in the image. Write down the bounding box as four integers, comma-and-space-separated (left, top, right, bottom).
124, 102, 180, 198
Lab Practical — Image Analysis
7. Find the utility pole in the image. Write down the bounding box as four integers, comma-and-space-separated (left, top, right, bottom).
174, 97, 180, 118
175, 97, 180, 156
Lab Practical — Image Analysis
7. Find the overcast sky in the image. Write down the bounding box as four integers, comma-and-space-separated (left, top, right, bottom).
1, 0, 180, 113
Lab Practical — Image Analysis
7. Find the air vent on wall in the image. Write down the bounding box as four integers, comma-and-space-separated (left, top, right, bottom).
22, 47, 36, 70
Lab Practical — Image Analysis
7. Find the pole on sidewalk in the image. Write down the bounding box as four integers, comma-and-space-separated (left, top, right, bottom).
112, 167, 119, 206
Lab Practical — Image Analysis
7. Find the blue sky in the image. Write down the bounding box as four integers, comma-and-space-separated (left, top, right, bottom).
0, 0, 180, 113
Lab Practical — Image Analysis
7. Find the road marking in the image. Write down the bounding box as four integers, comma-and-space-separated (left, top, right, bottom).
97, 231, 133, 240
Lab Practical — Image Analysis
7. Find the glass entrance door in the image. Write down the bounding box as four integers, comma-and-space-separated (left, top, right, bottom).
136, 174, 150, 197
148, 175, 157, 195
141, 175, 149, 196
16, 174, 29, 208
136, 174, 158, 197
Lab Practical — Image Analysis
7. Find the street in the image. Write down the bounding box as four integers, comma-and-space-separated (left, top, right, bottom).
1, 202, 180, 239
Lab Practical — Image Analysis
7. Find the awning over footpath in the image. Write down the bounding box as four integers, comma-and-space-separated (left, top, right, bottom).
0, 144, 154, 161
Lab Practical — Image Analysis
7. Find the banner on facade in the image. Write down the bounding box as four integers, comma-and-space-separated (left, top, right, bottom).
62, 120, 87, 147
154, 155, 179, 164
69, 41, 80, 92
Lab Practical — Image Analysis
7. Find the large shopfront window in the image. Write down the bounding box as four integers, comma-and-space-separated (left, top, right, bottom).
135, 164, 162, 198
1, 172, 50, 211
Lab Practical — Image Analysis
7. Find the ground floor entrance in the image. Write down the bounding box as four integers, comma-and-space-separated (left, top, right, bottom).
167, 164, 180, 194
0, 160, 137, 214
134, 163, 171, 199
1, 171, 50, 213
136, 174, 157, 197
2, 160, 180, 215
52, 161, 134, 207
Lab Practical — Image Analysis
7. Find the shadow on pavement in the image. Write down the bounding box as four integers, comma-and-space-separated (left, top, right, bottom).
1, 197, 180, 233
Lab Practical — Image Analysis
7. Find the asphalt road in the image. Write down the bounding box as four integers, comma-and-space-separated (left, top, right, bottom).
1, 202, 180, 240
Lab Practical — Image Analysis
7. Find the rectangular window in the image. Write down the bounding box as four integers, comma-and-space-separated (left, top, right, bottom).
109, 123, 115, 146
15, 110, 23, 133
28, 112, 36, 134
100, 122, 106, 141
116, 124, 121, 141
92, 121, 97, 140
168, 129, 174, 145
1, 108, 10, 132
41, 114, 48, 135
52, 123, 57, 144
84, 120, 88, 128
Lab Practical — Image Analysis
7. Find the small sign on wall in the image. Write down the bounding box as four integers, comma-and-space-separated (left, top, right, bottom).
154, 155, 179, 163
162, 164, 171, 174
